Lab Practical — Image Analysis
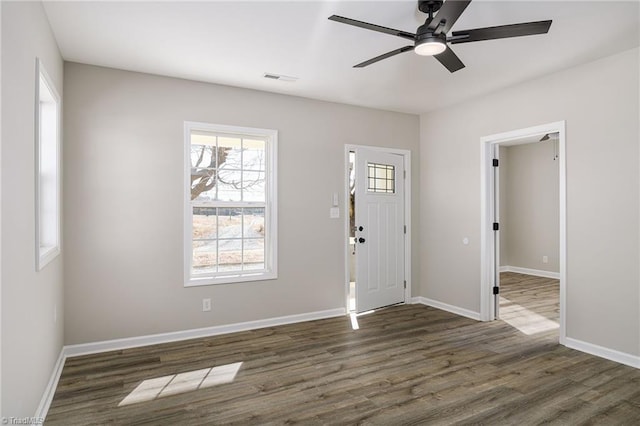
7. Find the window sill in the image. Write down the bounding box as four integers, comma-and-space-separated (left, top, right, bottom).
185, 271, 277, 287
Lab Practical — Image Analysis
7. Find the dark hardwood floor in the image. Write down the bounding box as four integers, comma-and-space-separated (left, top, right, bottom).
46, 275, 640, 425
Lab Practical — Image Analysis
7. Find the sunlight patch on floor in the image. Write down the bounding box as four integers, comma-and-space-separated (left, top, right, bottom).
350, 312, 359, 330
119, 362, 243, 406
349, 309, 376, 330
499, 296, 558, 335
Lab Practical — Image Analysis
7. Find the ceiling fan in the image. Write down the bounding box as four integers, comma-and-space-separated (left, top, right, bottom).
329, 0, 552, 73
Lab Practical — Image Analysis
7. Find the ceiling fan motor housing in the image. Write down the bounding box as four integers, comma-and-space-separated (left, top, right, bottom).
415, 23, 447, 55
416, 22, 446, 43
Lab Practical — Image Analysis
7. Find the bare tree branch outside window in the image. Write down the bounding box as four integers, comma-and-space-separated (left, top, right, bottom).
190, 143, 266, 200
190, 146, 230, 200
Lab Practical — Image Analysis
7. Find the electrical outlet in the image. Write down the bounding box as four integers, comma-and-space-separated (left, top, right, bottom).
542, 255, 549, 264
202, 298, 211, 312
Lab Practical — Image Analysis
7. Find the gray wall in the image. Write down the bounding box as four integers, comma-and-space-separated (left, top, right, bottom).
500, 142, 560, 273
1, 2, 64, 416
63, 63, 420, 345
420, 47, 639, 356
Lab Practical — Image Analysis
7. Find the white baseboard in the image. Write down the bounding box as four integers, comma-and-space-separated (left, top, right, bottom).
64, 307, 346, 358
35, 348, 66, 422
412, 296, 481, 321
564, 337, 640, 369
500, 265, 560, 279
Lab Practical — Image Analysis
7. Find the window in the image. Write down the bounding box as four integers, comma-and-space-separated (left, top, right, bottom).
184, 122, 277, 286
367, 162, 395, 193
35, 59, 61, 270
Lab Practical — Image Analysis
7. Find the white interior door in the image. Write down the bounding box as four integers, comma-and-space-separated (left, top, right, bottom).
354, 148, 405, 313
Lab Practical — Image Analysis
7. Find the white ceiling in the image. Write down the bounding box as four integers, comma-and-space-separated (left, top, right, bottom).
43, 1, 640, 114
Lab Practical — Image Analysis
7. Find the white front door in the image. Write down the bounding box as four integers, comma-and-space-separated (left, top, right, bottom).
354, 148, 405, 313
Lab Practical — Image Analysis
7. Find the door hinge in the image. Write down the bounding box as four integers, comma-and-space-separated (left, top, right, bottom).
493, 286, 500, 295
493, 222, 499, 231
404, 280, 407, 289
403, 170, 406, 179
404, 225, 407, 234
492, 159, 499, 167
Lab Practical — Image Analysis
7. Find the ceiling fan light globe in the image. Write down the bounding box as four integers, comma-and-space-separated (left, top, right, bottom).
414, 40, 447, 56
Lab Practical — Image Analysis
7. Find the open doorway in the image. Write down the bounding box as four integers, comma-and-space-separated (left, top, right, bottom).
498, 135, 560, 338
344, 145, 412, 314
480, 121, 567, 345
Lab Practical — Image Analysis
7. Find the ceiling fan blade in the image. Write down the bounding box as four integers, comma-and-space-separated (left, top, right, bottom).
354, 46, 414, 68
434, 46, 465, 73
329, 15, 415, 41
428, 0, 472, 34
450, 20, 552, 44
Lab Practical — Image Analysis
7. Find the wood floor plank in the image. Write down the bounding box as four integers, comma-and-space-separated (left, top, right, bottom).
45, 273, 640, 424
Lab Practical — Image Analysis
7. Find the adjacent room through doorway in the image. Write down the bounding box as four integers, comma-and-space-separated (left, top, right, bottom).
498, 134, 560, 338
480, 121, 566, 343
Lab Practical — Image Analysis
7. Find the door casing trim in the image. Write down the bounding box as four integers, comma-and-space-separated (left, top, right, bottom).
344, 144, 412, 313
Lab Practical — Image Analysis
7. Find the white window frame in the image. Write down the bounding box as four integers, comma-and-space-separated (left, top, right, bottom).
35, 58, 61, 271
184, 121, 278, 286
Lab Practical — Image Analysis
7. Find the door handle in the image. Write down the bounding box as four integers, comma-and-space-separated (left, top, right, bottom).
358, 237, 366, 243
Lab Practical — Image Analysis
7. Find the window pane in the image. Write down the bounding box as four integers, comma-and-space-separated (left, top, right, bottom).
191, 168, 216, 201
216, 169, 242, 202
190, 131, 217, 147
218, 136, 242, 171
243, 239, 265, 271
193, 241, 217, 274
37, 64, 61, 270
367, 163, 395, 193
243, 208, 265, 238
193, 207, 217, 239
243, 262, 265, 271
39, 102, 57, 248
218, 208, 242, 239
242, 139, 266, 171
190, 144, 217, 169
242, 171, 265, 202
218, 238, 243, 272
218, 136, 242, 149
218, 206, 242, 272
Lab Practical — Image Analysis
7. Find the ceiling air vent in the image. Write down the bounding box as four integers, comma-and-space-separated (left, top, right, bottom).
263, 73, 298, 82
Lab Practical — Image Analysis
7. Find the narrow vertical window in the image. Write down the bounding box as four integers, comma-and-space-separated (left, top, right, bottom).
184, 122, 277, 286
35, 59, 61, 270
